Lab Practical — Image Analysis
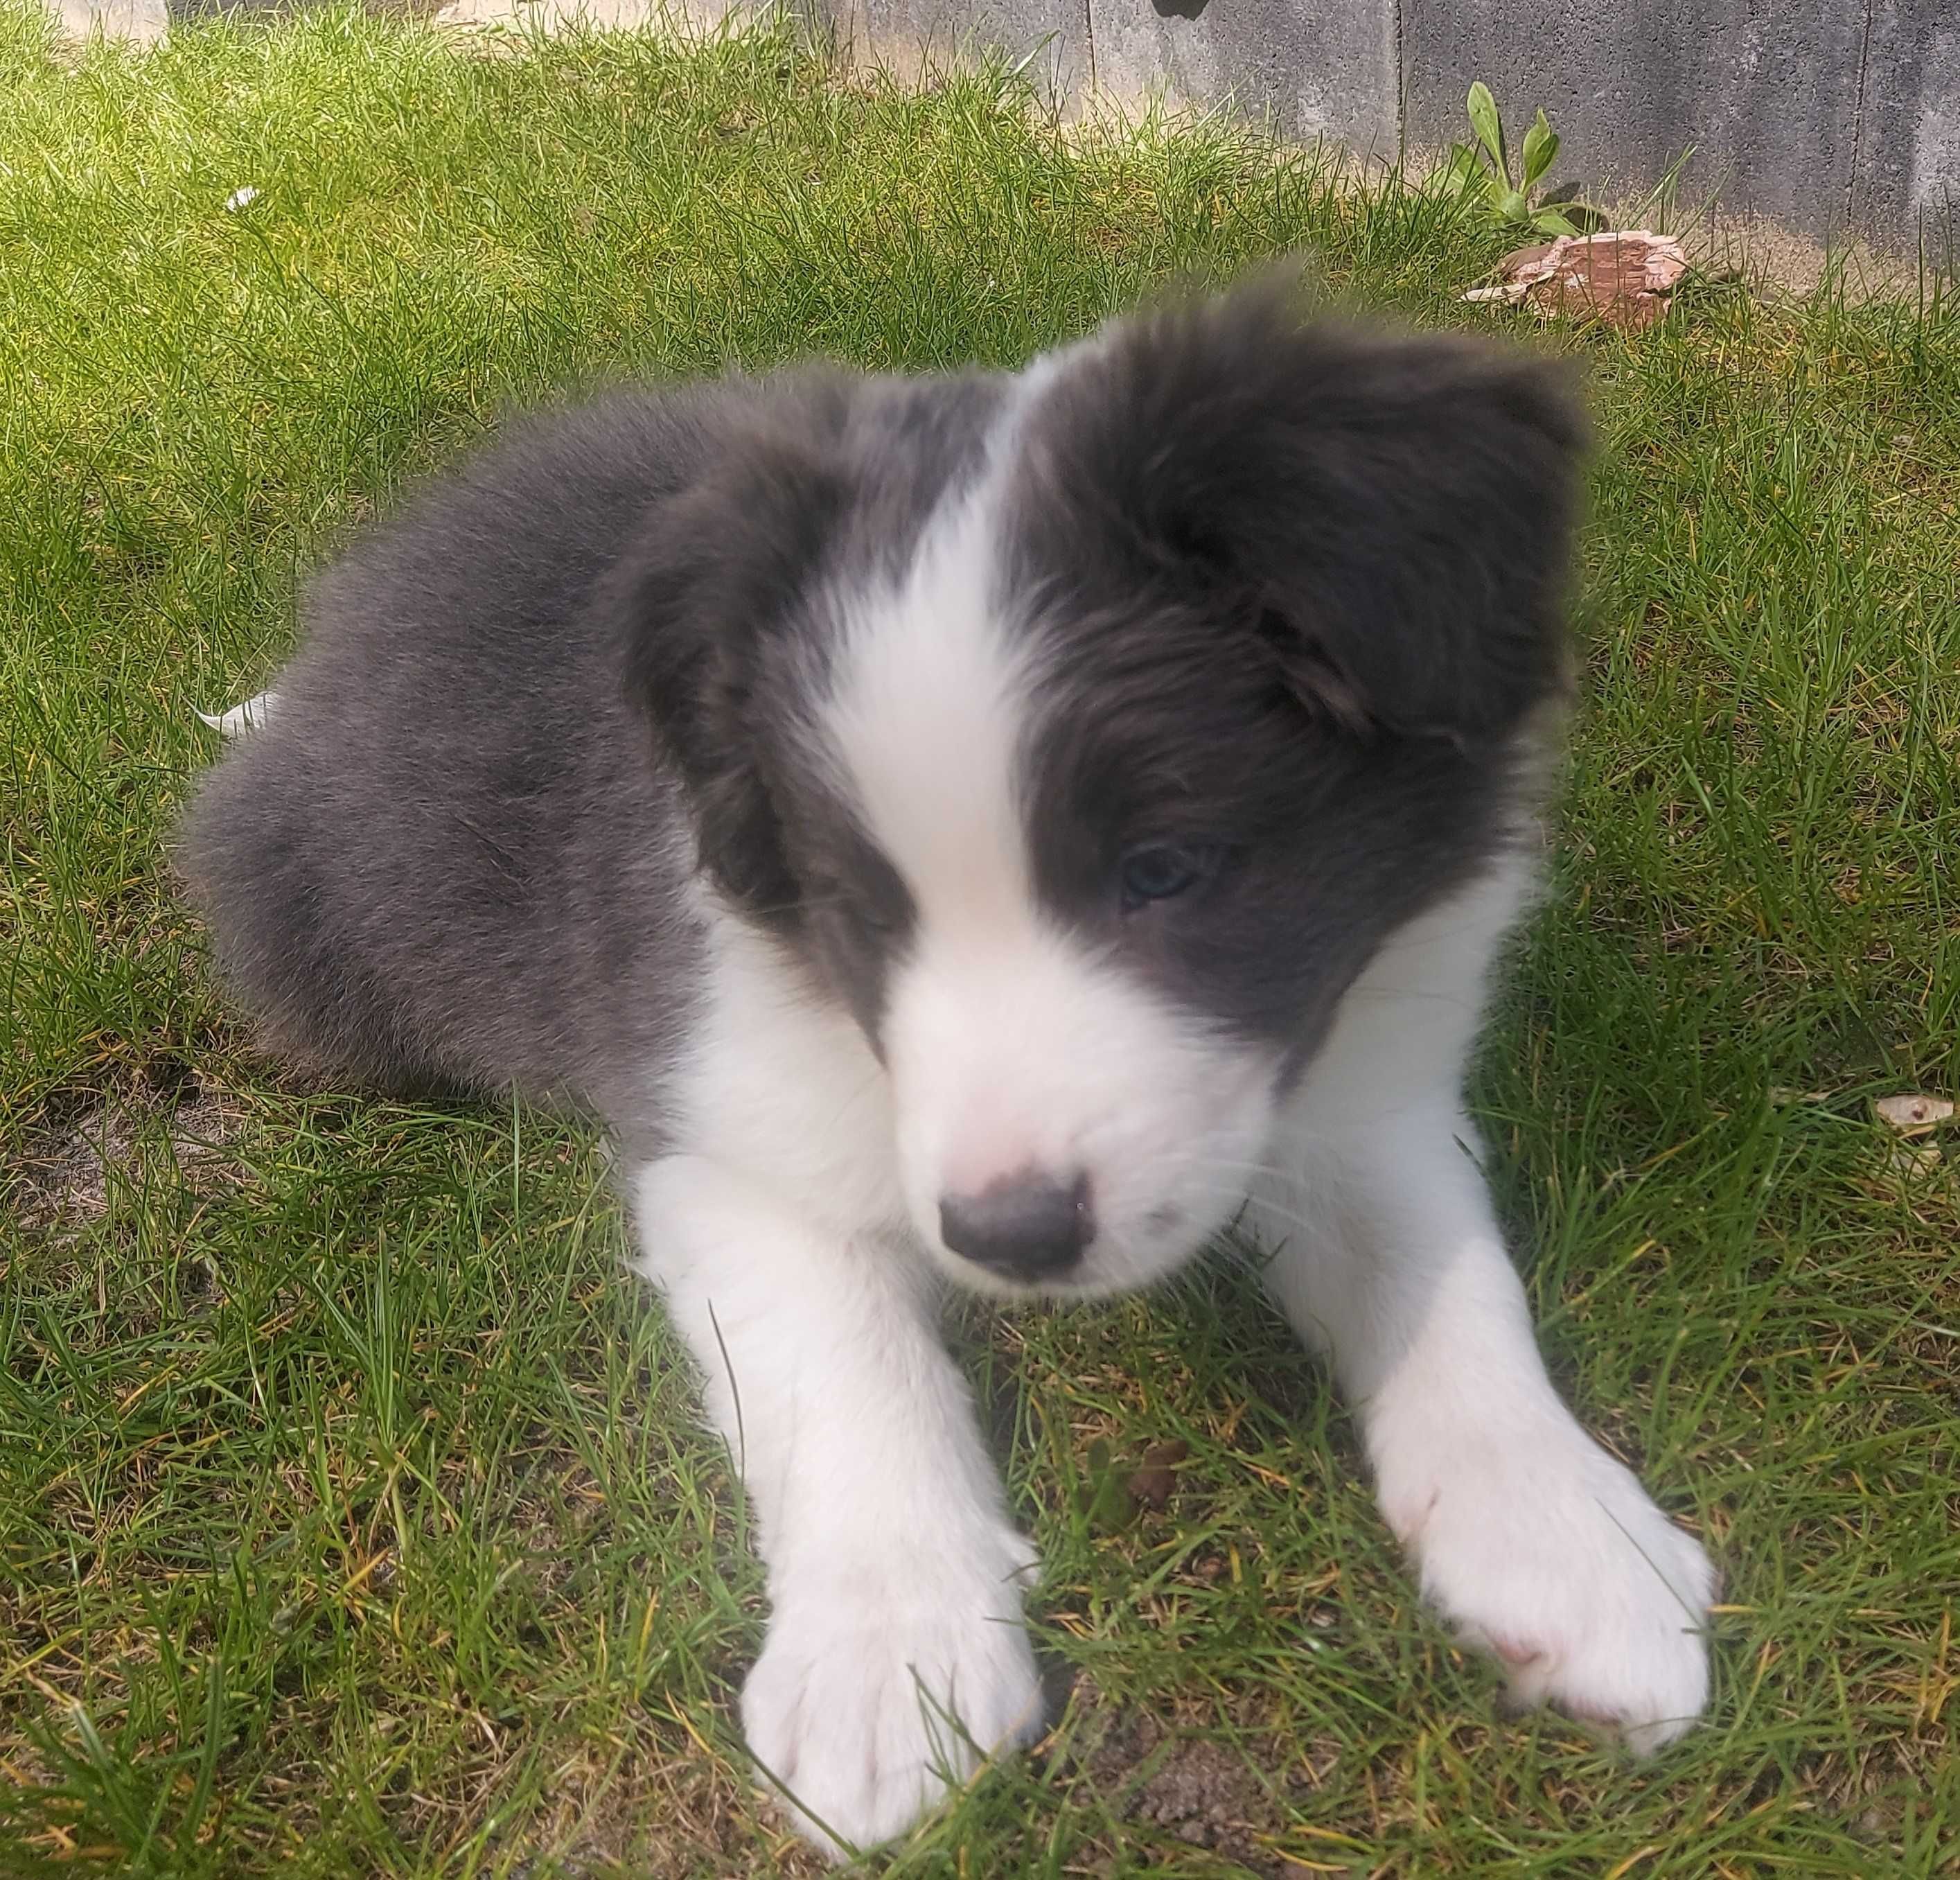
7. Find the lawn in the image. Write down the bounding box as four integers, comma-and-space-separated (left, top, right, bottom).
2, 6, 1957, 1876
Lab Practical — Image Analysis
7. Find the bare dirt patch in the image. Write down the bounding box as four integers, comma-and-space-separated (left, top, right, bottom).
7, 1071, 250, 1236
1066, 1686, 1292, 1877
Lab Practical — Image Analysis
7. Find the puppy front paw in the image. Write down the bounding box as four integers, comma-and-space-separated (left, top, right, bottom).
1382, 1431, 1715, 1753
742, 1541, 1044, 1859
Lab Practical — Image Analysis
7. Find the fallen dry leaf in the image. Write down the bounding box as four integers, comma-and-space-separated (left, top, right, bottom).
1873, 1093, 1955, 1135
1882, 1140, 1945, 1184
1463, 230, 1690, 331
1127, 1439, 1190, 1513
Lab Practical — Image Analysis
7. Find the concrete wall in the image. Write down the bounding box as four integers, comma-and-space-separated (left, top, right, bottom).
837, 0, 1960, 254
1089, 0, 1395, 155
58, 0, 1960, 252
835, 0, 1090, 98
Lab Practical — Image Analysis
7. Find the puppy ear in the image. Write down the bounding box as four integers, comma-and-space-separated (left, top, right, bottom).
603, 402, 856, 922
1023, 274, 1589, 738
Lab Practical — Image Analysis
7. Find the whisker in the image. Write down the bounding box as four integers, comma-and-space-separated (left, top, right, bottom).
1163, 1180, 1336, 1245
1155, 1150, 1300, 1181
1169, 1160, 1303, 1186
714, 890, 858, 924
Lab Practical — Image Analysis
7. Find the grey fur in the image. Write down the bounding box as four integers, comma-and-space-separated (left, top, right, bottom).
179, 369, 999, 1148
179, 282, 1582, 1154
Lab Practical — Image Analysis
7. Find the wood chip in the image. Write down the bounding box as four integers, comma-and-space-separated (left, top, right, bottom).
1874, 1093, 1955, 1135
1882, 1141, 1945, 1184
1463, 230, 1690, 330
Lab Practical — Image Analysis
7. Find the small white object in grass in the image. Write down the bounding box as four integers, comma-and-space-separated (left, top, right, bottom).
1883, 1140, 1945, 1186
1874, 1093, 1955, 1135
434, 0, 671, 34
224, 186, 260, 213
196, 689, 279, 738
56, 1, 166, 46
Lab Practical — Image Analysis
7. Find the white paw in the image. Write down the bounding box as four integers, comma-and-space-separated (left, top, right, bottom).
1381, 1427, 1715, 1753
742, 1541, 1045, 1859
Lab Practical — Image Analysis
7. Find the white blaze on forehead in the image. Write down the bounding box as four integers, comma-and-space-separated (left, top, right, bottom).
811, 341, 1280, 1277
818, 453, 1068, 1199
819, 345, 1082, 929
822, 488, 1034, 938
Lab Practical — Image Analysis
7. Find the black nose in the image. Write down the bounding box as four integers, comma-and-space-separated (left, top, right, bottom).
939, 1170, 1093, 1280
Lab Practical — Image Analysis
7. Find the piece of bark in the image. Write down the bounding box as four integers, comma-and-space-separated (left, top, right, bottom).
1463, 231, 1690, 330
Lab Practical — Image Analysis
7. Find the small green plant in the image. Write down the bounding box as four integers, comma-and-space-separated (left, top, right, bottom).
1075, 1437, 1137, 1531
1439, 82, 1597, 238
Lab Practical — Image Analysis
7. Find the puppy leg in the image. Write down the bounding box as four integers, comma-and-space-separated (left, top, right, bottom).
1250, 1110, 1715, 1750
630, 1154, 1043, 1859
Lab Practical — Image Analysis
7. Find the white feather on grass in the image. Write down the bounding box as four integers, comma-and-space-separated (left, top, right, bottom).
195, 689, 279, 738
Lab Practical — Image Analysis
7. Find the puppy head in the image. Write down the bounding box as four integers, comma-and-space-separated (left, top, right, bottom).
619, 279, 1586, 1296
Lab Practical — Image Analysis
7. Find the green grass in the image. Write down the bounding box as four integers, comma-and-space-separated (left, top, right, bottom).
3, 6, 1958, 1875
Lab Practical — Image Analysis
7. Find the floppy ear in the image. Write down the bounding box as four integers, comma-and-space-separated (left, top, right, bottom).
1024, 274, 1589, 738
603, 410, 856, 923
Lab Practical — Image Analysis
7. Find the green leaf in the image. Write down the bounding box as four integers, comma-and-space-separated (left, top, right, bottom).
1521, 109, 1560, 188
1423, 146, 1474, 202
1080, 1439, 1135, 1529
1533, 207, 1581, 236
1433, 143, 1482, 195
1467, 82, 1507, 177
1497, 188, 1531, 225
1095, 1477, 1136, 1529
1540, 193, 1597, 221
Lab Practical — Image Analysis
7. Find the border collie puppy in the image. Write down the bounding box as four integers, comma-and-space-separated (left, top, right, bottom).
180, 274, 1715, 1859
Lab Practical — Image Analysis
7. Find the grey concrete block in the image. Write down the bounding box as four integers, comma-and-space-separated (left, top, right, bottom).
1855, 1, 1960, 258
58, 0, 168, 37
127, 0, 1960, 253
834, 0, 1089, 105
1087, 0, 1395, 154
167, 0, 731, 19
410, 0, 766, 35
1402, 1, 1869, 241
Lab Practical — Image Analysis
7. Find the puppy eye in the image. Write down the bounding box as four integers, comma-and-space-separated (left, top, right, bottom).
809, 877, 903, 936
1119, 843, 1212, 911
818, 890, 892, 935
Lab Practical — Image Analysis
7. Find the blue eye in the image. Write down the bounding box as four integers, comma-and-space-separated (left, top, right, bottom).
1120, 843, 1209, 910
